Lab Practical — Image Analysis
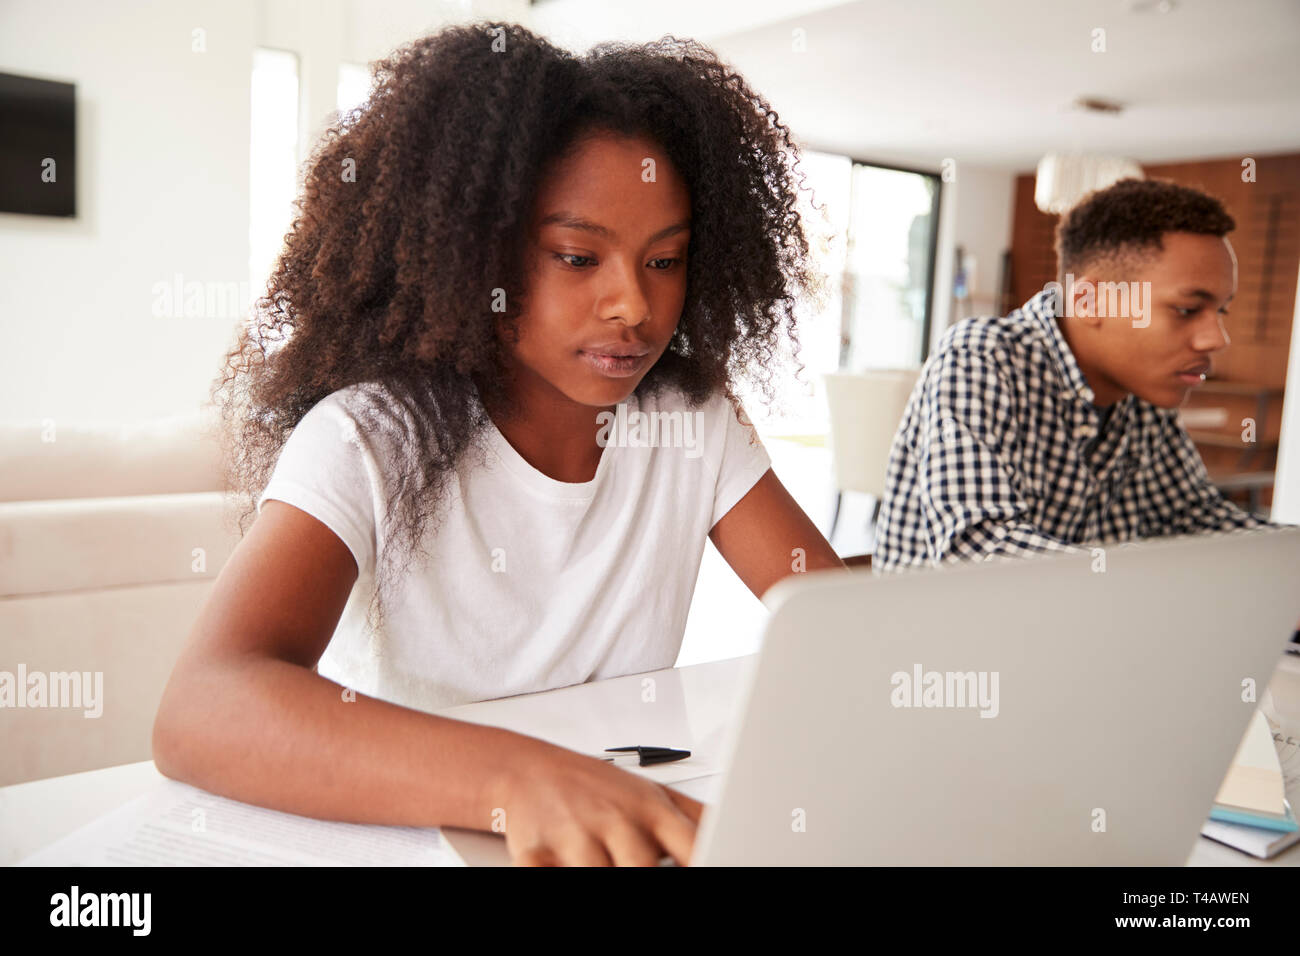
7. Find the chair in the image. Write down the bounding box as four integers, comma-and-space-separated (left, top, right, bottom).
823, 369, 921, 540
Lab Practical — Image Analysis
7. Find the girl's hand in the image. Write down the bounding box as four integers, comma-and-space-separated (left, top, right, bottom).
490, 743, 704, 866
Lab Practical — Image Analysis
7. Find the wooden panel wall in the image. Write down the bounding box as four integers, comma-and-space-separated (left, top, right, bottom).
1009, 173, 1059, 309
1143, 153, 1300, 388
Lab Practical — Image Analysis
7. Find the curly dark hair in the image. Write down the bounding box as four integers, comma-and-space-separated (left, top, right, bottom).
212, 19, 826, 633
1055, 177, 1235, 274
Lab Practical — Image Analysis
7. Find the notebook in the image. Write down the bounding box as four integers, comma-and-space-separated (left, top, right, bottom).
1209, 709, 1296, 830
1202, 706, 1300, 858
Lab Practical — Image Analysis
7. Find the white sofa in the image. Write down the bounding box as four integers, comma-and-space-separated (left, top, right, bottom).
0, 409, 244, 787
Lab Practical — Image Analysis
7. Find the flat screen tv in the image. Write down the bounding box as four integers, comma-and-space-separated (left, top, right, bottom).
0, 70, 76, 217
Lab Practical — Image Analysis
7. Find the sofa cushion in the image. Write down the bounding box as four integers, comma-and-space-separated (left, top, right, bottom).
0, 492, 243, 597
0, 409, 227, 502
0, 578, 216, 787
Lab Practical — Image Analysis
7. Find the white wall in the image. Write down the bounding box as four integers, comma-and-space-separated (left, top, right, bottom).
0, 0, 525, 425
0, 0, 256, 423
928, 163, 1017, 358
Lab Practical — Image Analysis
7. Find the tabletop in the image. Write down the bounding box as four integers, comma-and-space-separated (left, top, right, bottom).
3, 654, 1294, 866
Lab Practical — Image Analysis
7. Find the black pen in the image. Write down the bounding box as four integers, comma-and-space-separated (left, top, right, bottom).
597, 745, 691, 766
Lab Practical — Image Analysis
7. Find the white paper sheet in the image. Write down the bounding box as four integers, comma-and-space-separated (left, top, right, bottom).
19, 779, 465, 867
668, 773, 724, 805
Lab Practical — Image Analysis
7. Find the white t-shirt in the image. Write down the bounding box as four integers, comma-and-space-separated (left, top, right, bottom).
255, 381, 771, 713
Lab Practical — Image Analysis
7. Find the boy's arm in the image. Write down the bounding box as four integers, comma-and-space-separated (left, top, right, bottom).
904, 346, 1078, 566
1144, 412, 1275, 535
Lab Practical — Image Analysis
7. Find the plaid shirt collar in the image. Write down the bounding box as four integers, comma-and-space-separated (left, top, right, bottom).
1020, 288, 1097, 405
1018, 288, 1146, 471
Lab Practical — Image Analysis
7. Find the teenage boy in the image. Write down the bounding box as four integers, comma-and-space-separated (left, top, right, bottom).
875, 178, 1274, 572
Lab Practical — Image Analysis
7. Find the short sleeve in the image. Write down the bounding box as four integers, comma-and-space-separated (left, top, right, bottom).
705, 393, 772, 529
256, 391, 380, 576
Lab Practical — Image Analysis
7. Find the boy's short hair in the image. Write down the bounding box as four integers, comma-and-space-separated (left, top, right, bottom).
1055, 178, 1236, 274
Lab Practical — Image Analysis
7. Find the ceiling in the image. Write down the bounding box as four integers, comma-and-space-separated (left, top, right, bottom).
529, 0, 1300, 172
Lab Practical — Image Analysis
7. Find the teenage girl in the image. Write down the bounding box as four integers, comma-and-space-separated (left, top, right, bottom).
153, 20, 845, 866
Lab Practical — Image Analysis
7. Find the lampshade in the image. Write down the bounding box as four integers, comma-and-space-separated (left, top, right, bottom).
1034, 153, 1144, 215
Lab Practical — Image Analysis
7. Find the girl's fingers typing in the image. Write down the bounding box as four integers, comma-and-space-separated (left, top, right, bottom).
600, 822, 665, 867
511, 844, 556, 867
648, 800, 698, 867
665, 787, 705, 824
554, 829, 615, 867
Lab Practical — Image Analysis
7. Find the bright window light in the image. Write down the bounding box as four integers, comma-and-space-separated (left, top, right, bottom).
338, 62, 371, 118
249, 47, 300, 343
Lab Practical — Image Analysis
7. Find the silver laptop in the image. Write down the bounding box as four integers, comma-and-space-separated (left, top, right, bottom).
692, 527, 1300, 865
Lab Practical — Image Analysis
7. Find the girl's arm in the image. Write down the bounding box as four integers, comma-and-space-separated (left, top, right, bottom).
708, 468, 847, 600
152, 500, 701, 865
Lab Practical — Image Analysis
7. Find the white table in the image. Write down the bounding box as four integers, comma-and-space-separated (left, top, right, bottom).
3, 655, 1294, 866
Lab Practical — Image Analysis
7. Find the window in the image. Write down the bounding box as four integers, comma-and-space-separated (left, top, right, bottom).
839, 162, 941, 370
337, 62, 371, 117
249, 48, 300, 338
739, 151, 941, 433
